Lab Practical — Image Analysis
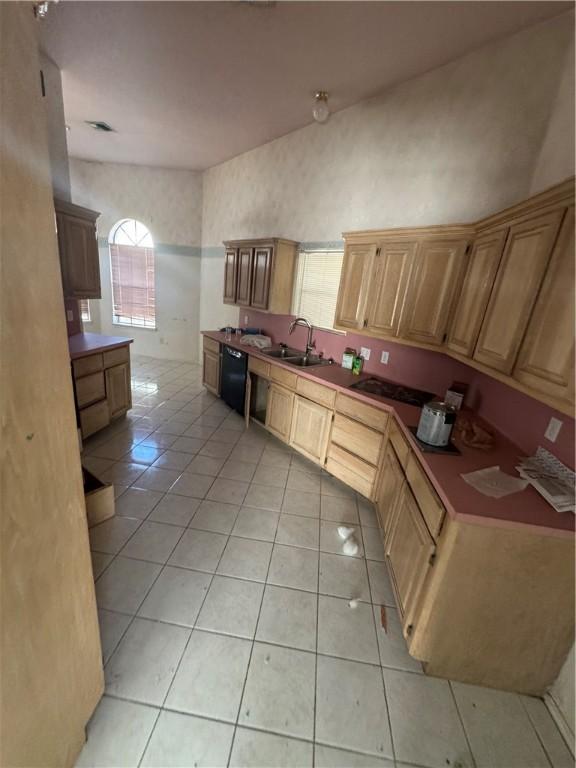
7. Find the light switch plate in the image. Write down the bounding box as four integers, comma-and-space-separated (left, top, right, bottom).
66, 310, 73, 322
380, 351, 389, 365
360, 347, 371, 361
545, 417, 563, 443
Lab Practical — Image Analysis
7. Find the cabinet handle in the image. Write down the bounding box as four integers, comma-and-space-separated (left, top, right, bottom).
363, 319, 368, 328
406, 624, 414, 636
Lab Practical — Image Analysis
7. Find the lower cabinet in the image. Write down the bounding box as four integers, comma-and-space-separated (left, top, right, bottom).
375, 441, 405, 539
385, 481, 435, 638
106, 363, 132, 418
202, 336, 221, 395
73, 344, 132, 438
265, 384, 294, 442
289, 395, 332, 464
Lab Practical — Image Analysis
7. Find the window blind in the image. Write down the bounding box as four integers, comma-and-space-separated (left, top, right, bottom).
79, 298, 90, 322
292, 250, 344, 331
110, 243, 156, 328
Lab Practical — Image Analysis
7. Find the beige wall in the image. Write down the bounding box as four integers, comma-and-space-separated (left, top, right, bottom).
70, 159, 203, 361
1, 4, 102, 765
200, 11, 574, 336
40, 51, 70, 200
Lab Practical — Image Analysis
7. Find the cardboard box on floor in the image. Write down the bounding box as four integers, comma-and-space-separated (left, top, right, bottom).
83, 468, 115, 527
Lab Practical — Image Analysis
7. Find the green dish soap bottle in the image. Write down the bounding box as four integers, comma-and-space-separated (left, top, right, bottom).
351, 353, 364, 376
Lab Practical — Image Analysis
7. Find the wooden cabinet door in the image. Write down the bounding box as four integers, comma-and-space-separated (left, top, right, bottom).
385, 483, 435, 635
400, 238, 468, 345
202, 350, 221, 395
237, 248, 254, 306
266, 383, 294, 442
473, 210, 564, 374
251, 246, 273, 309
334, 244, 376, 330
376, 442, 405, 542
365, 241, 415, 336
223, 248, 238, 304
105, 362, 131, 419
289, 395, 332, 464
57, 212, 101, 299
446, 228, 508, 356
514, 207, 574, 403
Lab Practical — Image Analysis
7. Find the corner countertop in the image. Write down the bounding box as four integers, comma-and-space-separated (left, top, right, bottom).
68, 332, 134, 360
204, 330, 574, 539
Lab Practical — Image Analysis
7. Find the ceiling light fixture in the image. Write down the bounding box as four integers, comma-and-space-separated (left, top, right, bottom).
312, 91, 330, 124
85, 121, 115, 132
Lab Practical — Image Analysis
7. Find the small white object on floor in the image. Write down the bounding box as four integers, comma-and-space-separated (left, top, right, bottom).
342, 536, 359, 556
337, 525, 355, 540
348, 598, 359, 609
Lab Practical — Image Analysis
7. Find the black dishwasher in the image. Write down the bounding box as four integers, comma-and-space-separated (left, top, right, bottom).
220, 346, 248, 415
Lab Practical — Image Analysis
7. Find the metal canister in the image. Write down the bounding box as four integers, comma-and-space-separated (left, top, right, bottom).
416, 401, 457, 447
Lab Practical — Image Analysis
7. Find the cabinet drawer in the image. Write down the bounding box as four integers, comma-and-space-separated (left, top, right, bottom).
331, 413, 383, 466
296, 377, 336, 408
405, 454, 445, 538
389, 418, 411, 468
335, 393, 388, 432
75, 371, 106, 408
72, 353, 103, 379
326, 444, 377, 498
203, 336, 220, 355
80, 399, 110, 438
269, 364, 297, 390
248, 356, 270, 378
103, 345, 130, 368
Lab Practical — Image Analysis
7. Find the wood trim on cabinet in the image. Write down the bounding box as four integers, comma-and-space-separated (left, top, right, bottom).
335, 393, 389, 432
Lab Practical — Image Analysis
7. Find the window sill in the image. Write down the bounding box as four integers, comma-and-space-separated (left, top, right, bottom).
112, 320, 157, 331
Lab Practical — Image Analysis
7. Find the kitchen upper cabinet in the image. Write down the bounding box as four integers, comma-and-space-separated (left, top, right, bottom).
202, 336, 221, 395
251, 246, 273, 309
446, 228, 508, 356
365, 241, 416, 337
55, 199, 101, 299
473, 210, 564, 374
385, 481, 435, 636
105, 363, 131, 419
514, 207, 574, 404
223, 249, 238, 304
222, 239, 298, 313
266, 383, 294, 442
289, 395, 332, 465
400, 237, 469, 345
237, 248, 253, 306
376, 441, 406, 541
334, 244, 376, 330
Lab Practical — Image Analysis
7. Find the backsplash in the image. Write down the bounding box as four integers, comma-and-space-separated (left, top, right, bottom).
243, 309, 575, 468
65, 298, 82, 337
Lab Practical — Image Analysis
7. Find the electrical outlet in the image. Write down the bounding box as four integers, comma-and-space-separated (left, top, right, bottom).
380, 350, 389, 365
544, 417, 563, 443
66, 310, 73, 322
360, 346, 371, 361
244, 315, 248, 325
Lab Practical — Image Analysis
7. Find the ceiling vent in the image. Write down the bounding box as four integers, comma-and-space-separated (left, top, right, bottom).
85, 121, 115, 132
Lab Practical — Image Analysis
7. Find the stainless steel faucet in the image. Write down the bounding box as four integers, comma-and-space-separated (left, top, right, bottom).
289, 317, 315, 356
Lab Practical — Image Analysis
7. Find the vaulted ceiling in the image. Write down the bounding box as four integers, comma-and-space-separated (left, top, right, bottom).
41, 1, 572, 170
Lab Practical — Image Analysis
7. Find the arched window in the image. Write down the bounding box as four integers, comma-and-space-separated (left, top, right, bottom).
109, 219, 156, 328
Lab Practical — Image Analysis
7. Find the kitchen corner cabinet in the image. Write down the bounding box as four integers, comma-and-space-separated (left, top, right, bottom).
222, 238, 299, 313
54, 198, 101, 299
513, 206, 575, 402
202, 336, 221, 395
472, 209, 564, 374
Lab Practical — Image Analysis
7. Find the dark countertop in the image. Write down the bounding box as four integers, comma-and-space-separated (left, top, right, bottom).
203, 330, 574, 538
68, 332, 133, 360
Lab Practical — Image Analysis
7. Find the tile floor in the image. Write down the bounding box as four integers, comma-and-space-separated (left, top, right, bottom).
79, 355, 573, 768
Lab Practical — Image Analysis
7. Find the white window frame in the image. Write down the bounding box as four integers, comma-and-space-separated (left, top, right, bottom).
109, 219, 156, 330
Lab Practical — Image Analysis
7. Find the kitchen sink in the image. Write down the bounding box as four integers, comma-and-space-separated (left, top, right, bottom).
284, 355, 333, 367
262, 347, 302, 358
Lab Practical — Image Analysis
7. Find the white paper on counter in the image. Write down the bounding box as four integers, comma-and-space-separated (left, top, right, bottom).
461, 466, 529, 499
